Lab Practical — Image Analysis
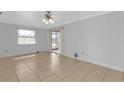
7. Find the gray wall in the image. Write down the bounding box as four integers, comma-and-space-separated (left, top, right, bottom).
0, 23, 48, 57
63, 12, 124, 71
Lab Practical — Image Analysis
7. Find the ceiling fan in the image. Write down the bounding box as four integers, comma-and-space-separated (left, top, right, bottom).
42, 11, 55, 24
42, 11, 61, 25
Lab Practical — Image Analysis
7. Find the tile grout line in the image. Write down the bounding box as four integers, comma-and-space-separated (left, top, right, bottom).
39, 70, 60, 82
122, 72, 124, 82
9, 58, 20, 82
101, 68, 109, 82
61, 59, 87, 81
50, 73, 64, 80
80, 66, 98, 82
23, 62, 43, 82
45, 67, 69, 81
63, 65, 96, 82
54, 71, 73, 80
42, 57, 77, 81
74, 58, 97, 82
23, 60, 60, 82
63, 72, 75, 80
52, 66, 75, 80
121, 72, 123, 81
52, 65, 76, 80
61, 63, 96, 81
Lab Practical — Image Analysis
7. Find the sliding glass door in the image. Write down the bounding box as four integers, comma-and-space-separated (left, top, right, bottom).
51, 31, 61, 53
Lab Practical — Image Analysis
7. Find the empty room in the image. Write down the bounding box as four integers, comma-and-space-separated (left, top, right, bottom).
0, 11, 124, 82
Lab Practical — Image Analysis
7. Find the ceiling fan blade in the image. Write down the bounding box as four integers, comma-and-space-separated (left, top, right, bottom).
51, 15, 61, 22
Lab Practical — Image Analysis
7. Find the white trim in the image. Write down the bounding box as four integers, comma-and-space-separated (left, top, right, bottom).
48, 11, 113, 28
59, 28, 64, 55
48, 29, 63, 54
63, 53, 124, 72
0, 51, 48, 58
0, 21, 48, 30
48, 31, 52, 52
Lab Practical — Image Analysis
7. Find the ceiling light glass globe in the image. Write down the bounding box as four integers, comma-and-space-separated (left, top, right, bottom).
45, 21, 48, 24
51, 21, 54, 24
42, 19, 46, 22
49, 18, 53, 22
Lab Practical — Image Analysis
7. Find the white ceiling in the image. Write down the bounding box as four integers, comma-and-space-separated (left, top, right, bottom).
0, 11, 111, 29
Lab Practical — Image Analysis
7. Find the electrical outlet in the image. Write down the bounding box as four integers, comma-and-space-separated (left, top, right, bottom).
36, 51, 39, 53
74, 53, 78, 57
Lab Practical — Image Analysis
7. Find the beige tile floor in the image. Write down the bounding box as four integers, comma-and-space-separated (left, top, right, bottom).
0, 52, 124, 82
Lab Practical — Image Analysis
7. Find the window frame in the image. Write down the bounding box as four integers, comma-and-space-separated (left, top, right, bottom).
17, 29, 36, 45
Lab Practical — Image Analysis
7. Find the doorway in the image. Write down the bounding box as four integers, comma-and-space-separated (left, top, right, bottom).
51, 31, 61, 54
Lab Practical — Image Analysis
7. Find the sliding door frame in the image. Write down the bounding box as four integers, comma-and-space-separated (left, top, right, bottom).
48, 27, 64, 55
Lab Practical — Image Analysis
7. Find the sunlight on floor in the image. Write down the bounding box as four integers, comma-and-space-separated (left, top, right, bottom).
12, 54, 36, 60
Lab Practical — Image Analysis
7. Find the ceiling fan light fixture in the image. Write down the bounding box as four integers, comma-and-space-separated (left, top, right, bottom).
42, 11, 55, 24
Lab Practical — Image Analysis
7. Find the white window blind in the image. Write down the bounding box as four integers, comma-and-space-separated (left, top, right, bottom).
18, 29, 36, 45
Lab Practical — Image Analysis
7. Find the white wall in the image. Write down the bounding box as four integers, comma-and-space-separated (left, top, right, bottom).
63, 12, 124, 71
0, 23, 48, 57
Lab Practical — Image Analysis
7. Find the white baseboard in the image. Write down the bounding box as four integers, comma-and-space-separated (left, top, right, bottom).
63, 53, 124, 72
0, 51, 48, 58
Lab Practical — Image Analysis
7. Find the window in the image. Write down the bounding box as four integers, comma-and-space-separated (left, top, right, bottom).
18, 29, 36, 45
